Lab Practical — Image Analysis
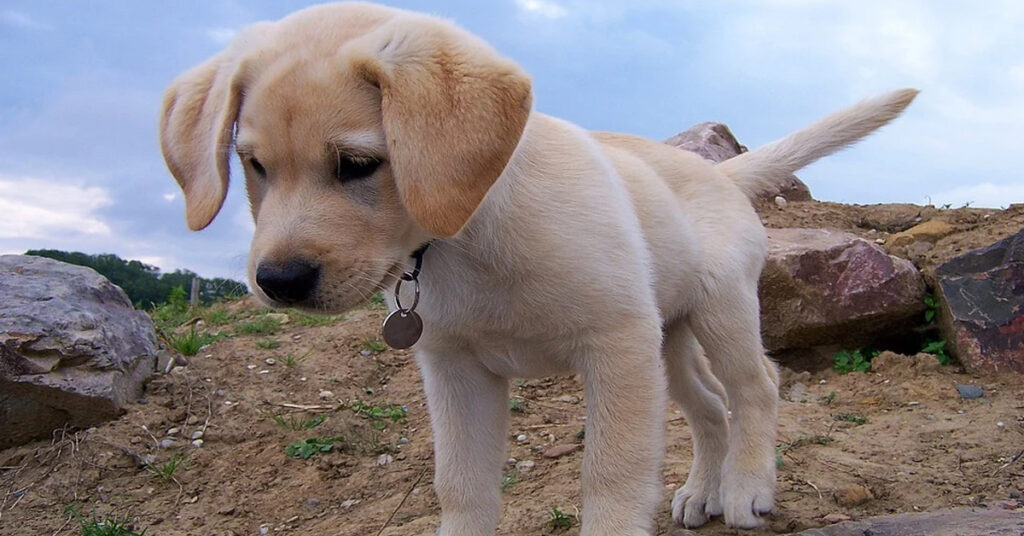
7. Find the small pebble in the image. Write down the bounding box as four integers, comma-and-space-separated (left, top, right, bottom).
319, 390, 334, 400
516, 434, 528, 443
774, 195, 787, 208
264, 358, 276, 365
955, 384, 984, 400
159, 438, 176, 449
507, 458, 517, 465
997, 421, 1006, 430
259, 525, 270, 535
515, 460, 536, 472
259, 370, 270, 375
187, 415, 200, 425
191, 430, 204, 440
303, 498, 321, 510
823, 513, 851, 524
874, 238, 885, 244
166, 427, 180, 436
191, 439, 204, 448
1009, 491, 1022, 499
360, 349, 373, 357
246, 364, 257, 370
397, 437, 410, 445
340, 499, 360, 509
376, 454, 394, 466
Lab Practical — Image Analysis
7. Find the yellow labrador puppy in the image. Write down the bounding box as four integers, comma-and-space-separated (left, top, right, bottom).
160, 3, 916, 533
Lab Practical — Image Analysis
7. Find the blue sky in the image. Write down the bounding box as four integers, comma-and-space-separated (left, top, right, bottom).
2, 1, 1022, 280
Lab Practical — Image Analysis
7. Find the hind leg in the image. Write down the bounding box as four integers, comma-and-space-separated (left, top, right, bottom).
663, 317, 731, 528
690, 287, 779, 529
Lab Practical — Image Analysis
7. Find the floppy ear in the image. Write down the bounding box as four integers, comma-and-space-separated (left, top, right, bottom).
159, 53, 244, 231
350, 17, 533, 237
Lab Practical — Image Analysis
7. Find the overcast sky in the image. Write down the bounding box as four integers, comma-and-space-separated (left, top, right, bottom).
2, 1, 1022, 280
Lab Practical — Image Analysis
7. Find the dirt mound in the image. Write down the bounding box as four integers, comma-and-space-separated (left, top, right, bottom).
1, 200, 1022, 535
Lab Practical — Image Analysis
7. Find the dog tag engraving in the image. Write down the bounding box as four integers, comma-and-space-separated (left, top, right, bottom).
382, 309, 423, 349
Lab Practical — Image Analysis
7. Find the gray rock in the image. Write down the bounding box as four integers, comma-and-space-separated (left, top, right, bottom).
759, 229, 926, 351
936, 227, 1024, 373
789, 507, 1024, 535
954, 384, 984, 399
1, 255, 159, 448
664, 122, 812, 201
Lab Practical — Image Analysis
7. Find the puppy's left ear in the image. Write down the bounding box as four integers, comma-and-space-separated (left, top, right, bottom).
349, 17, 532, 237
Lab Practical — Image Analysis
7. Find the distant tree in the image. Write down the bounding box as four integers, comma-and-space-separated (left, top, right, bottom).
25, 249, 248, 307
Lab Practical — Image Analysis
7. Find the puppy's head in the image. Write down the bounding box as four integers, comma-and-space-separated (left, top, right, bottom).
159, 3, 532, 312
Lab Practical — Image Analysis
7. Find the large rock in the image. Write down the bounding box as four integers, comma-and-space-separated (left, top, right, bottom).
935, 227, 1024, 373
1, 255, 159, 448
788, 508, 1024, 536
664, 122, 812, 201
759, 229, 926, 351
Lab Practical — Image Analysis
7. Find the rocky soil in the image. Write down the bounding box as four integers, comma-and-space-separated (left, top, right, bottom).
1, 200, 1022, 535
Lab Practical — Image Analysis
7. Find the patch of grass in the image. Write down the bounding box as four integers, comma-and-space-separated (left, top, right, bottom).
167, 328, 220, 356
145, 452, 187, 482
289, 310, 345, 327
509, 398, 526, 413
267, 412, 326, 431
149, 286, 193, 333
546, 507, 575, 531
280, 349, 313, 367
821, 391, 837, 406
833, 349, 875, 374
285, 437, 344, 459
199, 307, 232, 326
501, 472, 517, 491
349, 401, 407, 430
369, 292, 386, 307
362, 339, 387, 353
236, 316, 282, 335
921, 339, 953, 365
66, 506, 147, 536
834, 413, 867, 425
255, 337, 280, 350
574, 427, 585, 444
776, 434, 833, 467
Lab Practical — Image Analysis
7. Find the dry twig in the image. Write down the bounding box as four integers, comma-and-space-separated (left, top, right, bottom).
375, 469, 427, 536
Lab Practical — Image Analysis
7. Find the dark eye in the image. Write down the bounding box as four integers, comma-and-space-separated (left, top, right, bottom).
335, 155, 381, 182
249, 157, 267, 178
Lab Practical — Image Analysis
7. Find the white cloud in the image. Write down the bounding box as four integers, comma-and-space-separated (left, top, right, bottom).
1, 10, 51, 30
206, 27, 238, 45
927, 182, 1024, 209
0, 175, 112, 239
515, 0, 567, 19
163, 193, 177, 202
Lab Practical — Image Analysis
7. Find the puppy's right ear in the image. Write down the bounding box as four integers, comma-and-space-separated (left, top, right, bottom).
159, 52, 243, 231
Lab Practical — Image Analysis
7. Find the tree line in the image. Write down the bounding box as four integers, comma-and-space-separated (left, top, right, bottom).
25, 249, 248, 308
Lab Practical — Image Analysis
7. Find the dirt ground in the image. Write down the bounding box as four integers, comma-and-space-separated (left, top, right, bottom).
2, 200, 1023, 536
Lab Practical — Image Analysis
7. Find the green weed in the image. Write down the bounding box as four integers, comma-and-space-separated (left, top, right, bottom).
350, 401, 407, 430
267, 412, 326, 431
923, 293, 940, 323
546, 507, 575, 531
509, 398, 526, 413
834, 413, 867, 425
362, 339, 387, 353
280, 349, 313, 367
501, 473, 517, 491
255, 338, 280, 350
167, 328, 220, 356
921, 339, 953, 365
145, 452, 187, 482
66, 506, 147, 536
821, 391, 837, 406
833, 349, 875, 374
236, 316, 281, 335
289, 310, 345, 327
285, 437, 344, 459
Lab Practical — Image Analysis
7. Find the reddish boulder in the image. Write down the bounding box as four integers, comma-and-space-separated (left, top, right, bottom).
759, 229, 926, 351
935, 227, 1024, 373
664, 122, 812, 201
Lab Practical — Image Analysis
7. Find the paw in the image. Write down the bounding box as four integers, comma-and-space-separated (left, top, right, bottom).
719, 471, 775, 529
671, 478, 722, 529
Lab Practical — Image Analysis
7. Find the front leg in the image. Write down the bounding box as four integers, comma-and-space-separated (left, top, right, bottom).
579, 322, 667, 536
417, 350, 510, 536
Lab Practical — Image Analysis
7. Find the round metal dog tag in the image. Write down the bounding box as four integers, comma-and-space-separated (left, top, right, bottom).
382, 309, 423, 349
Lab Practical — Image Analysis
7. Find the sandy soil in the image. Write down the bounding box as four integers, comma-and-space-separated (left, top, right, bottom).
1, 201, 1022, 536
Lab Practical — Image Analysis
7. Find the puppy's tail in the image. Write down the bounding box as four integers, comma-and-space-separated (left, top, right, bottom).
716, 88, 918, 199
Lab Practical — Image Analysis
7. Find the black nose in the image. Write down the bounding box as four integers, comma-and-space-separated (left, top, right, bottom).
256, 260, 319, 304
